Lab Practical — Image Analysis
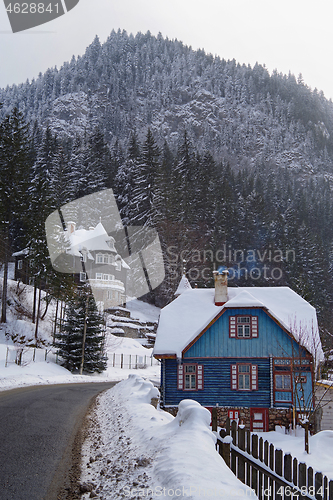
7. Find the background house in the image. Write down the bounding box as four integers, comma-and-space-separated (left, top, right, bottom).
153, 271, 324, 431
65, 221, 129, 311
13, 222, 130, 311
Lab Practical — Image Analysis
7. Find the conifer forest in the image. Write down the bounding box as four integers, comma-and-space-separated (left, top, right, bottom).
1, 30, 333, 353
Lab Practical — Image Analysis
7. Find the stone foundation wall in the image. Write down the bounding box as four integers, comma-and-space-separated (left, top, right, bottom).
162, 405, 292, 431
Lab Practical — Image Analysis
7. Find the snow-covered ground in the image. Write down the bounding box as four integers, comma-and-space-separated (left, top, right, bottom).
80, 378, 333, 500
80, 375, 258, 499
0, 279, 160, 392
255, 426, 333, 480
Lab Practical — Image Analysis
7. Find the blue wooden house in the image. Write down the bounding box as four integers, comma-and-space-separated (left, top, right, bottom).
153, 271, 323, 431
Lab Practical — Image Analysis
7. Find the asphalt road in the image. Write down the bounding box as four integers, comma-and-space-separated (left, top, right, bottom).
0, 382, 117, 500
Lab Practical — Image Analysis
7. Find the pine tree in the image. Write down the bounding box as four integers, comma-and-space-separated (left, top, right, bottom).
0, 107, 31, 322
114, 131, 140, 225
55, 285, 107, 373
130, 128, 160, 227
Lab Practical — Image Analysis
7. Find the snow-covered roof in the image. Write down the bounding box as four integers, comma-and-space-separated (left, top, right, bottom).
153, 286, 323, 362
174, 273, 192, 296
12, 248, 29, 257
69, 222, 116, 254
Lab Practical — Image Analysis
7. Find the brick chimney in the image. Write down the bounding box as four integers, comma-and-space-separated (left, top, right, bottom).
213, 269, 228, 305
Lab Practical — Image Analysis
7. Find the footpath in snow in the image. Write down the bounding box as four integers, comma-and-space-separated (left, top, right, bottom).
80, 375, 257, 500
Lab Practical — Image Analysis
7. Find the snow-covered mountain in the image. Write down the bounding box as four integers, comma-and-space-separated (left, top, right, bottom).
1, 30, 333, 180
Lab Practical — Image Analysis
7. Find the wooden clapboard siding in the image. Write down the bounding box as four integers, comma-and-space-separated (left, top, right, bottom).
184, 308, 303, 359
163, 357, 271, 407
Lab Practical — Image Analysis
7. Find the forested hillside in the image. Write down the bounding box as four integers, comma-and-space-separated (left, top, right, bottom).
1, 30, 333, 350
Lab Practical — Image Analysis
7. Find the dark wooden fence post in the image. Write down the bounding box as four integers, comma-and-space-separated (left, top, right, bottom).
238, 426, 246, 484
308, 467, 314, 498
323, 476, 328, 500
246, 430, 251, 487
328, 479, 333, 500
293, 457, 298, 490
263, 441, 270, 499
219, 429, 231, 468
269, 443, 274, 470
315, 472, 323, 500
284, 454, 292, 483
251, 434, 259, 493
212, 407, 217, 432
231, 420, 237, 446
299, 463, 307, 500
226, 416, 230, 435
275, 449, 283, 476
230, 421, 237, 477
275, 449, 283, 499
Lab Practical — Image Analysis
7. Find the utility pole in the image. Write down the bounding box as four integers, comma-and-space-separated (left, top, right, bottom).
79, 291, 89, 375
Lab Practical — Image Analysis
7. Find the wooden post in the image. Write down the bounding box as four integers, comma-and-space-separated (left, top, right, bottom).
269, 443, 274, 470
211, 407, 218, 432
238, 426, 246, 484
79, 294, 89, 376
308, 467, 314, 497
53, 299, 59, 344
226, 416, 230, 435
329, 480, 333, 500
284, 454, 292, 483
121, 353, 123, 369
34, 284, 42, 344
315, 472, 323, 500
323, 476, 328, 500
263, 441, 269, 498
218, 429, 226, 458
129, 354, 131, 369
293, 457, 298, 488
298, 463, 307, 500
246, 430, 251, 487
113, 352, 115, 367
252, 434, 259, 459
251, 434, 259, 494
231, 420, 237, 446
259, 437, 263, 461
305, 422, 309, 454
231, 447, 236, 475
275, 449, 283, 476
222, 442, 230, 468
5, 347, 9, 367
238, 426, 245, 450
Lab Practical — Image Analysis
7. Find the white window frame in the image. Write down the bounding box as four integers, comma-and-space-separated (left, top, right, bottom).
96, 254, 103, 264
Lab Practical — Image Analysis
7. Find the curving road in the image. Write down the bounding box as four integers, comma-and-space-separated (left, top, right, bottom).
0, 382, 117, 500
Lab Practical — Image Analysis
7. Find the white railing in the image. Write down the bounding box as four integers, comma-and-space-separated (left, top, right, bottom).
109, 353, 160, 369
5, 346, 57, 366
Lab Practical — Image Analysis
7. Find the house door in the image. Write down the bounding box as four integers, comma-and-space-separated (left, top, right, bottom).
250, 408, 268, 432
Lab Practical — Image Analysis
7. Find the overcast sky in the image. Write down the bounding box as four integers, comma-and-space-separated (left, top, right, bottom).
1, 0, 333, 100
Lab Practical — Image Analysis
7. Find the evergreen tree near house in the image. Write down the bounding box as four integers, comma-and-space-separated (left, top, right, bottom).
55, 285, 107, 373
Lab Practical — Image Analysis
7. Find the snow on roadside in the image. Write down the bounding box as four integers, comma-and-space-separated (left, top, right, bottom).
80, 375, 258, 499
0, 327, 159, 392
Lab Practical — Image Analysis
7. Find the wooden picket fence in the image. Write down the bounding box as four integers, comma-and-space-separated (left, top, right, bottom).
215, 419, 333, 500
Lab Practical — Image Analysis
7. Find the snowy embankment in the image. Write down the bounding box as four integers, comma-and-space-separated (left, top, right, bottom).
81, 375, 257, 499
0, 279, 160, 392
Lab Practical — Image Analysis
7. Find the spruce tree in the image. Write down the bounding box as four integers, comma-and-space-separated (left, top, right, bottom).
0, 107, 31, 323
55, 285, 107, 373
